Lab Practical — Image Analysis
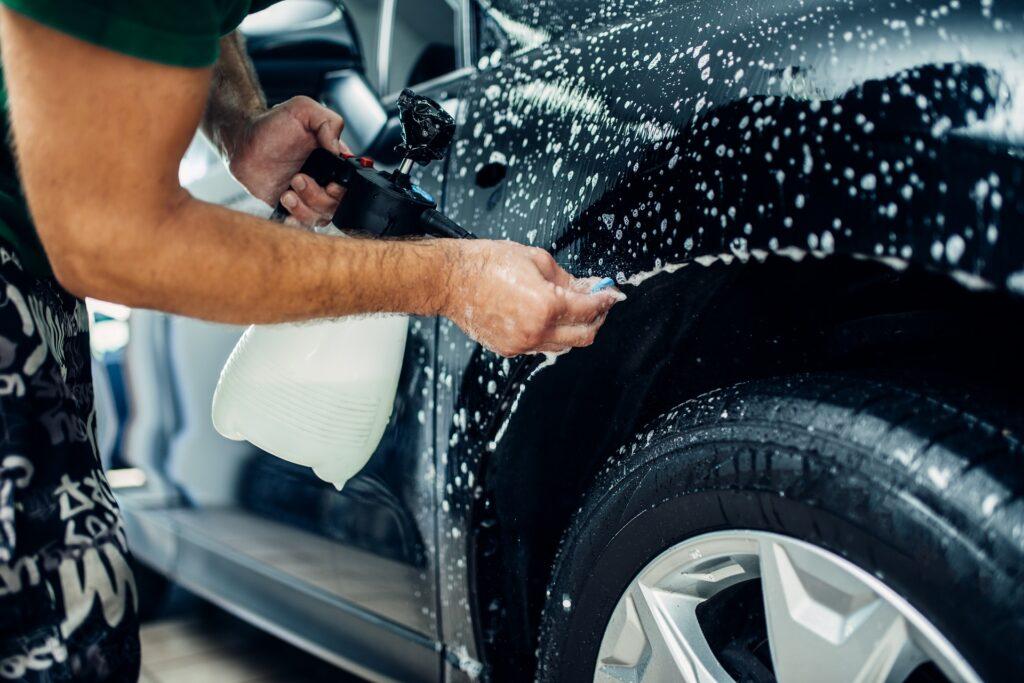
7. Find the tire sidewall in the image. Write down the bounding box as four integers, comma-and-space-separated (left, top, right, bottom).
537, 419, 1019, 682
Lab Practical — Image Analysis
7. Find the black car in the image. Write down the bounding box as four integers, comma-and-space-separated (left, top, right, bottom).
107, 0, 1024, 680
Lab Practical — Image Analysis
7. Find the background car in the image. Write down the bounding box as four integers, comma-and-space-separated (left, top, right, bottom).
98, 0, 1024, 681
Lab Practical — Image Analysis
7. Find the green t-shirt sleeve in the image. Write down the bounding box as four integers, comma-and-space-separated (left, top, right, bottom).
0, 0, 253, 68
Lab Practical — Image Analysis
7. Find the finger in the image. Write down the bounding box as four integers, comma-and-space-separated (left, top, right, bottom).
543, 320, 603, 349
529, 248, 561, 276
291, 174, 342, 216
530, 252, 579, 290
291, 96, 344, 151
325, 182, 345, 200
568, 276, 599, 293
280, 191, 328, 227
315, 117, 344, 155
571, 276, 619, 293
555, 289, 618, 325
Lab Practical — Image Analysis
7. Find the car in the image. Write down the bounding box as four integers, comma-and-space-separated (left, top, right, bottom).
100, 0, 1024, 680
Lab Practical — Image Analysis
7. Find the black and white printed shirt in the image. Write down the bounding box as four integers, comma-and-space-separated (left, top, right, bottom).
0, 239, 139, 682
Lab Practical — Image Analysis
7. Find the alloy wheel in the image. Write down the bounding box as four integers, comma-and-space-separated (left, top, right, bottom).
594, 531, 979, 683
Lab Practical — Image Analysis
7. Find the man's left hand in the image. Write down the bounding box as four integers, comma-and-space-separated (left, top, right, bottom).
228, 95, 350, 226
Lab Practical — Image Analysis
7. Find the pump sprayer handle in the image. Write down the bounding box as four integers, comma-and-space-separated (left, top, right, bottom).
271, 148, 354, 221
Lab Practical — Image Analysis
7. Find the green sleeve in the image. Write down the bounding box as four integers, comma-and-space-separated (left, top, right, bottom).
0, 0, 255, 68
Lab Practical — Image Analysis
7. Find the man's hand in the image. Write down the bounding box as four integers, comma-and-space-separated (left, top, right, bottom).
442, 241, 623, 356
228, 96, 350, 226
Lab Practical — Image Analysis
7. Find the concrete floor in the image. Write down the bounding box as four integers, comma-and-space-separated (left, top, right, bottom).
139, 598, 365, 683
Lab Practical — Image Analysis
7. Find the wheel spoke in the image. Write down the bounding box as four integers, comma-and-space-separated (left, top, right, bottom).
596, 594, 647, 683
759, 539, 921, 683
630, 582, 731, 682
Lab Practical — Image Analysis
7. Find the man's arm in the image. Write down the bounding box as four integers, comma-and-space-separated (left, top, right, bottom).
203, 31, 345, 226
0, 9, 619, 355
201, 31, 266, 155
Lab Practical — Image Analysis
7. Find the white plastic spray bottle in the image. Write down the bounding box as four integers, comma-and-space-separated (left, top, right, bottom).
212, 310, 408, 489
212, 89, 465, 489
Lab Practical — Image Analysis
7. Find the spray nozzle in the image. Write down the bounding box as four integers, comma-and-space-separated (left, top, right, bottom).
394, 89, 456, 169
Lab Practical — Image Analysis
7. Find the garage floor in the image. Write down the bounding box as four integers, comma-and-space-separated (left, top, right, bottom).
139, 598, 365, 683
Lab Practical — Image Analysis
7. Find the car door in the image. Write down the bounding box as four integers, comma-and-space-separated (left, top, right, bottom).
115, 0, 471, 679
167, 0, 444, 621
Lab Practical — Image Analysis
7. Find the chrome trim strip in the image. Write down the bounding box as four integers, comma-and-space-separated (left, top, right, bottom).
458, 0, 474, 70
377, 0, 397, 95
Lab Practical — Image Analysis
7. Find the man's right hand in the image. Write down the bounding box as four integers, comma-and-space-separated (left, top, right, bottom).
441, 240, 623, 357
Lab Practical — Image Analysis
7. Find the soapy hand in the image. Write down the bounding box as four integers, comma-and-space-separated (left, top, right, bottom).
442, 240, 624, 357
228, 96, 351, 227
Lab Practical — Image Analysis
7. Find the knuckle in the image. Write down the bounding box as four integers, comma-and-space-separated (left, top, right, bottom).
316, 188, 338, 207
541, 301, 559, 325
523, 324, 545, 348
302, 187, 327, 207
531, 247, 554, 264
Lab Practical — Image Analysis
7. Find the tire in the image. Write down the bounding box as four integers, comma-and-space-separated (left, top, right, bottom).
536, 373, 1024, 682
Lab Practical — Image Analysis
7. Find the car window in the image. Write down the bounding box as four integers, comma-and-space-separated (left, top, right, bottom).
339, 0, 459, 96
341, 0, 386, 92
386, 0, 458, 93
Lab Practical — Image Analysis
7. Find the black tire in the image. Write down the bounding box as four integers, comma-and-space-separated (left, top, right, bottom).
536, 373, 1024, 682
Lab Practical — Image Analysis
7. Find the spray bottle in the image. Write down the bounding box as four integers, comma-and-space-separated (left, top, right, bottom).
212, 90, 470, 489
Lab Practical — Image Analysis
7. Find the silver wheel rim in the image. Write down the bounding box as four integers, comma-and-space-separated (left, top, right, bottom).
593, 530, 980, 683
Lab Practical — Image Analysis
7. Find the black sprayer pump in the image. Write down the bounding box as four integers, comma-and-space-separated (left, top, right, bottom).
272, 89, 474, 239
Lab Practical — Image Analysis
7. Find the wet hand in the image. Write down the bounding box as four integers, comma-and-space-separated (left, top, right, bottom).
227, 96, 351, 227
442, 240, 624, 357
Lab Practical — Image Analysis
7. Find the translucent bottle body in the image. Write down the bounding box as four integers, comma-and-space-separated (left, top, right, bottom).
212, 314, 408, 489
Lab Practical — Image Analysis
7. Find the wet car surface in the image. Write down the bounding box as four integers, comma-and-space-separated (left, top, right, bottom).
109, 0, 1024, 681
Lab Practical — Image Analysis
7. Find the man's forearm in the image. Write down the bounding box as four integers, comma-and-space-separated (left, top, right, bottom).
202, 32, 266, 159
64, 190, 454, 325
